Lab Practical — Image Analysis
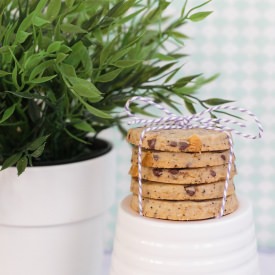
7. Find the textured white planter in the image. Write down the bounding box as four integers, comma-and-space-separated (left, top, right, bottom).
0, 142, 116, 275
111, 195, 260, 275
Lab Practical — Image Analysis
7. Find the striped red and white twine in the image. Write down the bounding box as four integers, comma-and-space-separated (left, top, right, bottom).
125, 96, 263, 218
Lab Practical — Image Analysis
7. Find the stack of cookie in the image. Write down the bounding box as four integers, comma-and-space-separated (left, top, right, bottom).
127, 128, 239, 221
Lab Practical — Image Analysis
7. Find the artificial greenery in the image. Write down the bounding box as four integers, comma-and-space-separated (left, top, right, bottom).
0, 0, 232, 175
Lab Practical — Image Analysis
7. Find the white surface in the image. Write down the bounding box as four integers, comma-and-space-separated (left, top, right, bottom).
0, 149, 116, 275
258, 252, 275, 275
110, 196, 259, 275
103, 251, 275, 275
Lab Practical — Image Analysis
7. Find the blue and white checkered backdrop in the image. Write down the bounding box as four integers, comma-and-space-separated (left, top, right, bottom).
104, 0, 275, 251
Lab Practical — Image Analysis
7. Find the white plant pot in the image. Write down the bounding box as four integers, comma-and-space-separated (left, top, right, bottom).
0, 141, 116, 275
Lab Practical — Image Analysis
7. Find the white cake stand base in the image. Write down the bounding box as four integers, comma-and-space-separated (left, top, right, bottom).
110, 195, 260, 275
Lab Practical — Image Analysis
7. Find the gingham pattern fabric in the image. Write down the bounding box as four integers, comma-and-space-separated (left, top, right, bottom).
104, 0, 275, 250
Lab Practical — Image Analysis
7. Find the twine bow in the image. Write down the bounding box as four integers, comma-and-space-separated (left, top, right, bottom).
125, 96, 263, 218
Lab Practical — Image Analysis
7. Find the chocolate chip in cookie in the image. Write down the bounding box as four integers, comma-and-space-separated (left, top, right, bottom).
168, 169, 179, 175
184, 186, 196, 196
147, 138, 156, 149
169, 141, 178, 147
153, 168, 163, 177
210, 170, 216, 177
179, 142, 189, 151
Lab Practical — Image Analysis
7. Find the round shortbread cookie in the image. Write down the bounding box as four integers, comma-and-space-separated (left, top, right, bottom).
129, 164, 236, 184
130, 193, 239, 221
132, 147, 232, 168
127, 128, 230, 152
130, 178, 235, 200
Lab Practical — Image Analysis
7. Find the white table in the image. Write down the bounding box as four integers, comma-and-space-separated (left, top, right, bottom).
102, 251, 275, 275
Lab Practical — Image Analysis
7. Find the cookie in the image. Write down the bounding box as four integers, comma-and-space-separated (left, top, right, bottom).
132, 147, 232, 168
130, 193, 239, 221
129, 164, 236, 184
127, 128, 230, 152
130, 178, 235, 200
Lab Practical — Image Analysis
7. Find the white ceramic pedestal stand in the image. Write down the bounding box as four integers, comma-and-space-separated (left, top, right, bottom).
110, 196, 260, 275
0, 148, 116, 275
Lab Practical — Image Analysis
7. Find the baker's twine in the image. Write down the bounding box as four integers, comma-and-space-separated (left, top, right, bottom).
125, 96, 263, 218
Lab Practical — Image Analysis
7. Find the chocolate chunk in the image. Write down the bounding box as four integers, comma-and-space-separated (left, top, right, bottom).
153, 168, 163, 177
221, 154, 226, 161
210, 170, 216, 177
147, 138, 156, 149
169, 141, 177, 147
153, 154, 159, 161
168, 169, 179, 175
184, 186, 196, 196
179, 142, 189, 151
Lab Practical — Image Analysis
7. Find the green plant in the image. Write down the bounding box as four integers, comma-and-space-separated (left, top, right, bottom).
0, 0, 231, 175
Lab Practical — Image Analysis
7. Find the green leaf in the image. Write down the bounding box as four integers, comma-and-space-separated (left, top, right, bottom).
111, 60, 142, 68
60, 45, 72, 54
29, 60, 55, 81
110, 47, 132, 63
47, 41, 63, 53
72, 121, 95, 133
32, 16, 50, 27
117, 7, 147, 24
97, 69, 122, 83
106, 0, 135, 18
147, 63, 177, 80
130, 106, 158, 118
213, 110, 243, 120
181, 0, 188, 17
60, 63, 77, 78
60, 23, 87, 34
16, 31, 31, 44
70, 78, 102, 102
16, 156, 28, 176
167, 31, 189, 40
93, 29, 103, 44
0, 45, 9, 54
196, 73, 220, 85
46, 0, 61, 21
65, 0, 76, 8
28, 75, 57, 84
174, 74, 201, 88
1, 153, 22, 171
153, 53, 176, 61
184, 100, 196, 114
5, 90, 45, 100
12, 65, 19, 89
0, 70, 11, 77
65, 41, 92, 74
84, 103, 112, 119
15, 0, 48, 33
164, 67, 181, 83
155, 93, 182, 114
0, 104, 16, 124
28, 135, 50, 151
56, 53, 68, 64
203, 98, 234, 106
31, 144, 46, 158
64, 128, 90, 145
100, 40, 116, 66
189, 11, 213, 22
24, 53, 46, 71
173, 86, 197, 95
